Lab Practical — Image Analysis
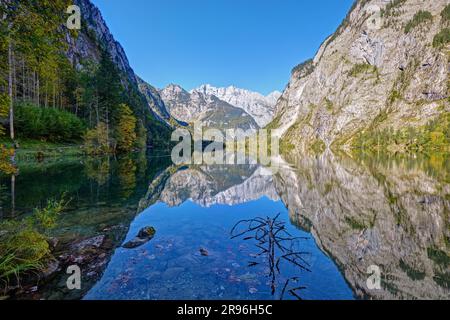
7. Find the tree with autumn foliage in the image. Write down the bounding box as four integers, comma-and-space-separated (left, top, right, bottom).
114, 103, 137, 153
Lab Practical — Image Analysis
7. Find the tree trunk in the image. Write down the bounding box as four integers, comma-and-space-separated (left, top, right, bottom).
8, 41, 14, 140
11, 174, 15, 217
95, 96, 99, 125
22, 58, 25, 100
13, 51, 16, 101
45, 81, 48, 107
32, 70, 36, 104
53, 83, 56, 108
106, 104, 110, 150
36, 73, 40, 106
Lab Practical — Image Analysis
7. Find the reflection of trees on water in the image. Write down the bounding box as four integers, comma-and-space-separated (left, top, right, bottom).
118, 158, 137, 199
0, 183, 7, 218
85, 157, 111, 186
231, 214, 311, 300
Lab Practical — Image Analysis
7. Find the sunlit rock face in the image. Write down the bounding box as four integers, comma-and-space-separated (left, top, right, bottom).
192, 84, 281, 127
160, 84, 259, 131
273, 152, 450, 299
270, 0, 449, 151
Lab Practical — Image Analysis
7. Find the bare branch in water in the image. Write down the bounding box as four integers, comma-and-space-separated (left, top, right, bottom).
230, 213, 311, 300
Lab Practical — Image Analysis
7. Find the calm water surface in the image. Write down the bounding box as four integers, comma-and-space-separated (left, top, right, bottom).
0, 151, 448, 300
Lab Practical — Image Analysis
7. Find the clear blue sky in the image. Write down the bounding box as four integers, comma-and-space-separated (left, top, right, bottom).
91, 0, 354, 95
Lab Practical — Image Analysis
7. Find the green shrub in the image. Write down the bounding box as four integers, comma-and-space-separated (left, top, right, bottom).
33, 197, 67, 230
382, 0, 407, 18
399, 260, 426, 281
310, 138, 326, 154
404, 10, 433, 34
441, 4, 450, 23
324, 98, 334, 111
0, 94, 10, 137
280, 140, 295, 154
292, 59, 315, 77
84, 122, 113, 155
388, 90, 402, 104
15, 103, 86, 142
0, 145, 16, 175
427, 247, 450, 268
349, 63, 378, 77
344, 216, 366, 231
433, 28, 450, 48
433, 271, 450, 289
351, 112, 450, 152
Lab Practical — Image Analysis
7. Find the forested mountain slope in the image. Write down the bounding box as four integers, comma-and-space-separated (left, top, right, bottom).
0, 0, 171, 152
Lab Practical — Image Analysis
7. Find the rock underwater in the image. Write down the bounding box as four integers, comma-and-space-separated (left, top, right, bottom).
122, 226, 156, 249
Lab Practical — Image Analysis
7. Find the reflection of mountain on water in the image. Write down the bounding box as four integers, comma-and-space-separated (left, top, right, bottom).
273, 151, 449, 300
139, 164, 279, 209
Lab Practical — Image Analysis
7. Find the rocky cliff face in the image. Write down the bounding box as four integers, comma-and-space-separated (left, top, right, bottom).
67, 0, 136, 86
273, 152, 449, 299
192, 84, 281, 127
160, 84, 259, 131
270, 0, 450, 153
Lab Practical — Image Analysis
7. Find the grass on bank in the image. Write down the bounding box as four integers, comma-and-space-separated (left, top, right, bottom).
0, 197, 67, 292
0, 138, 83, 161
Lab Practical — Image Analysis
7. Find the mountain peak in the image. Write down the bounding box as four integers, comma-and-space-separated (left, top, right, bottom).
159, 84, 258, 130
164, 83, 185, 91
191, 84, 280, 127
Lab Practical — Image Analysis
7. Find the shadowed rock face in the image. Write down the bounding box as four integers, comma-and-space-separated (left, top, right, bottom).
137, 77, 172, 121
68, 0, 136, 84
273, 152, 450, 299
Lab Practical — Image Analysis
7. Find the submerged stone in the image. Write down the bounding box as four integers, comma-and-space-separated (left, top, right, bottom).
123, 226, 156, 249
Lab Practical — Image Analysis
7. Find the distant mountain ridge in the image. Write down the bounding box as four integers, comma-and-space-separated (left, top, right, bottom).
192, 84, 281, 127
160, 84, 259, 131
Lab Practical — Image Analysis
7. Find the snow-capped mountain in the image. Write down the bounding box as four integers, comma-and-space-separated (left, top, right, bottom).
160, 84, 258, 131
155, 165, 279, 208
192, 84, 282, 127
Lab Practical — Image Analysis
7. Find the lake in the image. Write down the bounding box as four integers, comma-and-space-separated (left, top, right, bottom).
0, 150, 448, 300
